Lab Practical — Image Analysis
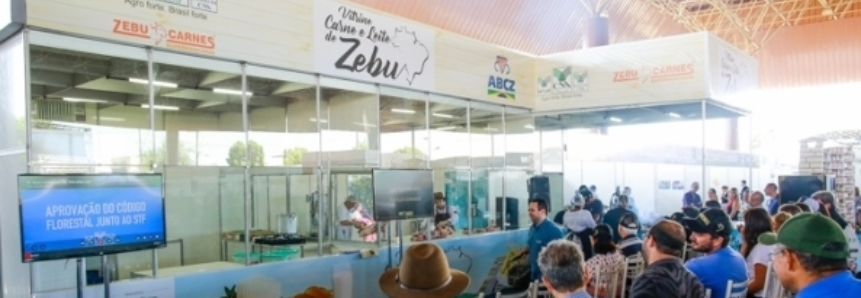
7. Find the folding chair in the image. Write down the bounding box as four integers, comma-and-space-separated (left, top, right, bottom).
621, 254, 645, 298
590, 265, 627, 298
762, 261, 791, 298
724, 279, 748, 298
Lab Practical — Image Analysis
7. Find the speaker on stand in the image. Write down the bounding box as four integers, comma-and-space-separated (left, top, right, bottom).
528, 175, 551, 210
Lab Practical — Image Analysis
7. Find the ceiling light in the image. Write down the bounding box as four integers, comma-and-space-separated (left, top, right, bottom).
667, 112, 681, 118
432, 113, 453, 119
310, 118, 328, 124
129, 78, 178, 88
524, 124, 535, 130
63, 97, 107, 103
608, 117, 622, 123
391, 108, 415, 114
213, 88, 253, 96
141, 104, 179, 111
98, 117, 126, 122
484, 127, 499, 132
436, 126, 457, 131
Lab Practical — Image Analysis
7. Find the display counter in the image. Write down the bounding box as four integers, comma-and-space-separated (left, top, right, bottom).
131, 262, 243, 278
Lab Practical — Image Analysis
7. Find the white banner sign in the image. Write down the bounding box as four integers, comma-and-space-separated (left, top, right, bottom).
314, 0, 435, 91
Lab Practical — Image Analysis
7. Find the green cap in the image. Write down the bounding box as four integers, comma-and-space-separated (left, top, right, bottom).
758, 213, 848, 259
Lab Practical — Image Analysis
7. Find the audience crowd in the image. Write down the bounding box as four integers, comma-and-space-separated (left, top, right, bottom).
518, 181, 861, 298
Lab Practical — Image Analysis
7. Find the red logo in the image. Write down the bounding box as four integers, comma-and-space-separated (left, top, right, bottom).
112, 19, 216, 54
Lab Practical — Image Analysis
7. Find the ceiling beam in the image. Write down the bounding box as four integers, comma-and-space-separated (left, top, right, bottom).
199, 72, 239, 87
272, 82, 313, 95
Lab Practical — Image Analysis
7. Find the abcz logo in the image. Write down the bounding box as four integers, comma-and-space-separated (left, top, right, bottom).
487, 56, 516, 101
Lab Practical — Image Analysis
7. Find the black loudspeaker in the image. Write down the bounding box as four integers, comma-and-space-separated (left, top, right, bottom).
778, 175, 827, 205
495, 197, 520, 230
528, 175, 551, 207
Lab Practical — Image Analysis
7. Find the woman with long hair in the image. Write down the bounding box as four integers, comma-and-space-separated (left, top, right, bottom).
813, 191, 848, 229
586, 224, 625, 297
740, 208, 774, 298
726, 188, 741, 221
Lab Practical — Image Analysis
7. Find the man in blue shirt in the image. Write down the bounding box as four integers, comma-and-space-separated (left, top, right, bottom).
683, 182, 702, 209
764, 182, 780, 215
683, 208, 747, 298
759, 213, 861, 297
523, 197, 565, 282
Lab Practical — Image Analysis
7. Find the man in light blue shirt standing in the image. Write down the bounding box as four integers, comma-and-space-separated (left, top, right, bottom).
683, 208, 748, 298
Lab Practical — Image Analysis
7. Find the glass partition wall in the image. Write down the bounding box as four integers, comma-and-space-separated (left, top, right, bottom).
21, 33, 539, 293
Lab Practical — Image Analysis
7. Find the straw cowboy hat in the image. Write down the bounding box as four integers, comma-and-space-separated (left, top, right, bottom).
379, 243, 470, 298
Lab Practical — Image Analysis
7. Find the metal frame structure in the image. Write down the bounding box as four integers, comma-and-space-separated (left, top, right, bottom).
648, 0, 860, 53
350, 0, 861, 55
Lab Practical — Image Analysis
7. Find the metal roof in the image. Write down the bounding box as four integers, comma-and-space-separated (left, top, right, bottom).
348, 0, 861, 55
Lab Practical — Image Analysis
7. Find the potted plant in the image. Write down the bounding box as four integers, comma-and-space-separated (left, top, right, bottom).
221, 285, 237, 298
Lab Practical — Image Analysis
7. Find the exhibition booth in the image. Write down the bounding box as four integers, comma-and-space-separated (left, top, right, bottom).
0, 0, 760, 297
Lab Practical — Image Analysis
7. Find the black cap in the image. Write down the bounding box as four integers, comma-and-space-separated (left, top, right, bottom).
683, 208, 732, 237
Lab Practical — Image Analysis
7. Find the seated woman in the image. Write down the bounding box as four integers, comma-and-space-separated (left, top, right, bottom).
740, 208, 774, 298
586, 224, 625, 298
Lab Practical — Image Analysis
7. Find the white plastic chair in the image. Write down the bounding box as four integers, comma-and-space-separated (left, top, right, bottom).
493, 282, 532, 298
528, 280, 550, 298
620, 254, 645, 298
590, 264, 627, 298
762, 261, 790, 298
724, 279, 748, 298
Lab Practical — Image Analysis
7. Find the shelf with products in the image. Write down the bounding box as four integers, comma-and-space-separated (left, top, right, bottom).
823, 146, 856, 222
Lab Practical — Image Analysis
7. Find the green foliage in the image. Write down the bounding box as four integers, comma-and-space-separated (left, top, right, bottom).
283, 147, 308, 165
141, 144, 193, 166
226, 140, 265, 167
221, 285, 237, 298
15, 117, 25, 146
348, 175, 373, 210
353, 142, 369, 150
394, 146, 425, 157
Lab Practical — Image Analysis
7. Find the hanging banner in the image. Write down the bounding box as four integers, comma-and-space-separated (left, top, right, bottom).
313, 0, 436, 91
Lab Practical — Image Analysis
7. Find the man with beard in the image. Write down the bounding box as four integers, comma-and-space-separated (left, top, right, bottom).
683, 208, 747, 298
630, 220, 705, 298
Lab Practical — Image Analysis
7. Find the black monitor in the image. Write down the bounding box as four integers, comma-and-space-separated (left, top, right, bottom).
18, 174, 166, 263
778, 175, 827, 205
371, 169, 433, 221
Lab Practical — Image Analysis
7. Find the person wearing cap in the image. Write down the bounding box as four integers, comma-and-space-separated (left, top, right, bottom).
618, 212, 643, 258
603, 195, 633, 243
537, 239, 593, 298
582, 188, 604, 223
683, 208, 748, 298
630, 220, 706, 298
759, 213, 861, 297
563, 196, 596, 234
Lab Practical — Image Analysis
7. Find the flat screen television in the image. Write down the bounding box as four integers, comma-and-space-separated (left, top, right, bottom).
372, 169, 433, 221
18, 174, 166, 263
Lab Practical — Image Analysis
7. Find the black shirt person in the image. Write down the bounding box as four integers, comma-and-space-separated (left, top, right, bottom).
630, 220, 706, 298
